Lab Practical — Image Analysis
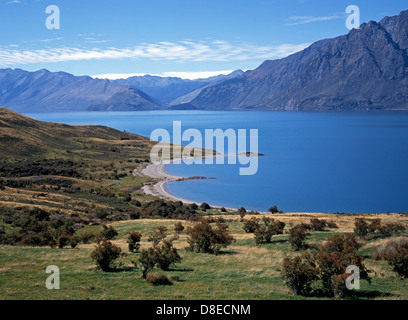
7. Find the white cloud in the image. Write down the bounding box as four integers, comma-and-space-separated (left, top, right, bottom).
93, 70, 241, 80
0, 40, 310, 67
286, 14, 345, 26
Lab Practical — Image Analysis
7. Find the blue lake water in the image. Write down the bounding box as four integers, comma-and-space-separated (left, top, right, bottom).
25, 110, 408, 213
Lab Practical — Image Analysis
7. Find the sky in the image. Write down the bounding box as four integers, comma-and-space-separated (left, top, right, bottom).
0, 0, 407, 79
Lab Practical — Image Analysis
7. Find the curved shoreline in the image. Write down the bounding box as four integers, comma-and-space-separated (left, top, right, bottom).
134, 161, 198, 205
133, 156, 232, 208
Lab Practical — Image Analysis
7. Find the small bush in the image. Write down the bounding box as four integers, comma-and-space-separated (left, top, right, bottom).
136, 239, 182, 277
129, 211, 140, 220
282, 252, 317, 296
148, 226, 167, 246
187, 220, 234, 254
310, 218, 327, 231
200, 203, 211, 211
70, 236, 79, 248
354, 218, 369, 237
138, 247, 158, 278
253, 218, 285, 244
174, 222, 185, 234
242, 217, 260, 233
268, 205, 279, 214
99, 225, 118, 241
146, 273, 173, 286
127, 231, 142, 252
155, 240, 182, 270
327, 220, 339, 229
237, 207, 247, 214
288, 224, 310, 251
354, 218, 405, 239
57, 231, 71, 249
331, 273, 349, 298
282, 233, 370, 297
321, 233, 361, 254
79, 232, 96, 244
91, 240, 122, 271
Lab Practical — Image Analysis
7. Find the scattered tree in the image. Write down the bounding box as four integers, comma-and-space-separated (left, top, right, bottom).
187, 219, 234, 255
268, 205, 279, 214
288, 224, 310, 251
127, 231, 142, 252
91, 240, 122, 271
174, 222, 185, 234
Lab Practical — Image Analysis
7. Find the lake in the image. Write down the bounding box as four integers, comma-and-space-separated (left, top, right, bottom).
26, 110, 408, 213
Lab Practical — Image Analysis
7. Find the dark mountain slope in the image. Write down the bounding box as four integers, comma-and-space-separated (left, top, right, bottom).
192, 10, 408, 110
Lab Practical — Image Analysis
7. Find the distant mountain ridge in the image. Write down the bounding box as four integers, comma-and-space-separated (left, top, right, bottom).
0, 68, 243, 112
191, 10, 408, 110
113, 70, 244, 105
0, 68, 162, 112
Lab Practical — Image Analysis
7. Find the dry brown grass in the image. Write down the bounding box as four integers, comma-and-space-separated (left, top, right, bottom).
372, 237, 408, 260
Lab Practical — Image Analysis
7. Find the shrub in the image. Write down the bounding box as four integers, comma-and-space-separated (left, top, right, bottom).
136, 239, 182, 277
354, 218, 406, 239
377, 223, 406, 238
70, 236, 79, 248
146, 273, 173, 286
253, 218, 285, 244
237, 207, 247, 214
138, 247, 159, 278
57, 231, 71, 248
327, 220, 339, 229
282, 252, 317, 296
310, 218, 327, 231
129, 211, 140, 220
148, 226, 167, 246
174, 222, 185, 234
354, 218, 369, 237
155, 240, 182, 270
315, 233, 370, 296
288, 224, 310, 251
79, 232, 96, 244
99, 225, 118, 241
242, 217, 260, 233
268, 205, 279, 214
200, 203, 211, 211
140, 199, 198, 220
330, 273, 349, 298
321, 233, 361, 254
91, 240, 122, 271
282, 233, 370, 297
187, 220, 234, 254
220, 207, 227, 212
127, 231, 142, 252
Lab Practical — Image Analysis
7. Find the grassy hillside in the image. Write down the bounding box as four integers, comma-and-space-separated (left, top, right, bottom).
1, 212, 407, 300
0, 107, 160, 222
0, 107, 154, 160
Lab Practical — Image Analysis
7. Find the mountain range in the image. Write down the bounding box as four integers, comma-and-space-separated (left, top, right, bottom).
0, 68, 243, 112
113, 70, 244, 106
191, 10, 408, 110
0, 9, 407, 112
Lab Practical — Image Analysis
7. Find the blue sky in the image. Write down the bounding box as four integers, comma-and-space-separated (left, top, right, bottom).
0, 0, 407, 79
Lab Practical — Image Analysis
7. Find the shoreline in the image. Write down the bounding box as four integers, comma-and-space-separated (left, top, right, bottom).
133, 155, 239, 209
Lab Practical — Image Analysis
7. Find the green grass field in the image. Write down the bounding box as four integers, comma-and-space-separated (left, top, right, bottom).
1, 214, 407, 300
